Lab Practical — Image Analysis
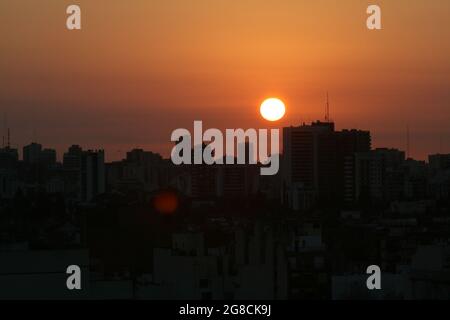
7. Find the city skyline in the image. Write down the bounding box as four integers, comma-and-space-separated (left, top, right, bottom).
1, 118, 446, 164
2, 0, 450, 304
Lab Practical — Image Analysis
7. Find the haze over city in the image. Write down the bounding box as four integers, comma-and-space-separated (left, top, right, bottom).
1, 0, 449, 161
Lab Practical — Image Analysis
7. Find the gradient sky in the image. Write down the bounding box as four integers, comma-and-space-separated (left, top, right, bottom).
1, 0, 449, 161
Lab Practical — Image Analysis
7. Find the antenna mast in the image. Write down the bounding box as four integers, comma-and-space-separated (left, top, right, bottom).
325, 92, 330, 122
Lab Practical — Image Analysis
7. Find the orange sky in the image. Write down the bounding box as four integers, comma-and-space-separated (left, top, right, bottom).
1, 0, 449, 160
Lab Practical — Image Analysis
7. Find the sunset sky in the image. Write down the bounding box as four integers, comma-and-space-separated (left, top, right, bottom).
1, 0, 449, 161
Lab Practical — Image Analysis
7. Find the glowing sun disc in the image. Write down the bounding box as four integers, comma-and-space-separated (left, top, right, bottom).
260, 98, 286, 121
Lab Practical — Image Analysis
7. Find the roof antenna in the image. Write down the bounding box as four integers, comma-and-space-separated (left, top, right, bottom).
325, 92, 330, 122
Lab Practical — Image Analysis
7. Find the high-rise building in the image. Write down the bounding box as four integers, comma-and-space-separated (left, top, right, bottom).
80, 150, 105, 202
62, 145, 105, 202
0, 146, 18, 162
283, 121, 371, 210
63, 145, 83, 170
105, 148, 165, 192
23, 142, 57, 167
23, 143, 42, 164
0, 146, 19, 199
283, 121, 333, 187
428, 154, 450, 200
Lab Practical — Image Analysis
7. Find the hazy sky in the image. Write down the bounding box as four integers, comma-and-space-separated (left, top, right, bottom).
1, 0, 449, 160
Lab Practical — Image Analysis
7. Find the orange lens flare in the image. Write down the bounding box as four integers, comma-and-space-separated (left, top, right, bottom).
153, 191, 179, 214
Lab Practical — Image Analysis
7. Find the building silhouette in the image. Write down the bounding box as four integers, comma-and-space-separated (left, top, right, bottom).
80, 150, 105, 202
62, 145, 105, 202
282, 121, 370, 210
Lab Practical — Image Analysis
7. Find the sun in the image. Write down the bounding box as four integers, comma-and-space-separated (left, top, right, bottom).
260, 98, 286, 121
